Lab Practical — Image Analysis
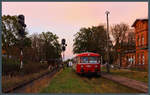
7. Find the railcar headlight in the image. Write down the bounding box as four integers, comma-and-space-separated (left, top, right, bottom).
81, 65, 83, 68
95, 65, 98, 68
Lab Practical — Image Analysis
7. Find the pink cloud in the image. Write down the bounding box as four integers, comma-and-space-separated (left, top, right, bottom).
2, 2, 148, 60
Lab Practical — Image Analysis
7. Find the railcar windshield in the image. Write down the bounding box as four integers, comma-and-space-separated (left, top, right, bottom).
80, 57, 89, 63
80, 56, 98, 63
89, 57, 98, 63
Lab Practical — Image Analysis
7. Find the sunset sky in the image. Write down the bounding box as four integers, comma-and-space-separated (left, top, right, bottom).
2, 2, 148, 60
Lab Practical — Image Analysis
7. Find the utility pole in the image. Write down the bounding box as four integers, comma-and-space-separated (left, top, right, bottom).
105, 11, 110, 73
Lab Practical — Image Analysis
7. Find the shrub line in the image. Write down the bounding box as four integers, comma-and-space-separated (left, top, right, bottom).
3, 67, 61, 93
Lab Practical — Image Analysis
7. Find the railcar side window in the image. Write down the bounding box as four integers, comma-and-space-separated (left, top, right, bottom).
80, 57, 88, 63
89, 57, 98, 63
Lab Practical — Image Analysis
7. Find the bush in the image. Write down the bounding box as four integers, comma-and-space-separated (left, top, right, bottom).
2, 57, 20, 75
22, 62, 49, 75
2, 57, 50, 75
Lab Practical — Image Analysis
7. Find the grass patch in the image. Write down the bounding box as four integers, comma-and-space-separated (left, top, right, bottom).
111, 69, 148, 83
40, 68, 93, 93
130, 67, 148, 72
102, 67, 148, 83
89, 78, 140, 93
40, 68, 140, 93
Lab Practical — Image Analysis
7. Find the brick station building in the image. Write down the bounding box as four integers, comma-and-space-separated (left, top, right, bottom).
121, 50, 136, 68
132, 18, 148, 69
117, 18, 148, 70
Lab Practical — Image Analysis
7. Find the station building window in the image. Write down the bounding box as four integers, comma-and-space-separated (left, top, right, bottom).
141, 34, 144, 46
139, 35, 141, 46
142, 54, 145, 65
137, 35, 139, 46
137, 54, 138, 65
138, 54, 141, 65
133, 55, 135, 64
131, 56, 133, 64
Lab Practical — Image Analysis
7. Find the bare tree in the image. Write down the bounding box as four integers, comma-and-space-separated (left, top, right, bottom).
127, 29, 136, 49
111, 23, 129, 68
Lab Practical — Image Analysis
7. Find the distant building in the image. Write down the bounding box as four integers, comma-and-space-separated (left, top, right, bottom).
132, 18, 148, 69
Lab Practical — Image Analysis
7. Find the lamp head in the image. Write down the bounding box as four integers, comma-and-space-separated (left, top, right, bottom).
105, 11, 110, 14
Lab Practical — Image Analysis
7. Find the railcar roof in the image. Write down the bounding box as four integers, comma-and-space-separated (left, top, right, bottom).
76, 52, 100, 57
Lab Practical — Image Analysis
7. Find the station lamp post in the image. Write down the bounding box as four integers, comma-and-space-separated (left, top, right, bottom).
105, 11, 110, 73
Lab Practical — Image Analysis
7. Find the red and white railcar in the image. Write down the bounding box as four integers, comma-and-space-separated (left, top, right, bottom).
73, 52, 101, 76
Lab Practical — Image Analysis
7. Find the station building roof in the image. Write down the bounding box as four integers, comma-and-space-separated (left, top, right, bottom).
131, 18, 148, 27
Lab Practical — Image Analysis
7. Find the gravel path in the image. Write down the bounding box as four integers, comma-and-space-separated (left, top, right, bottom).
101, 72, 148, 93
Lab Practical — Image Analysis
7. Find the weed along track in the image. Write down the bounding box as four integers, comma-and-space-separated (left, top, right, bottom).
40, 68, 141, 93
79, 76, 102, 93
3, 68, 62, 93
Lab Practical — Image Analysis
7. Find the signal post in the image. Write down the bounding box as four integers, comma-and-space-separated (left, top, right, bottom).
61, 38, 67, 69
17, 14, 26, 69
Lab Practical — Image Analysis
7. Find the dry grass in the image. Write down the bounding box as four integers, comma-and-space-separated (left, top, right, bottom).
24, 69, 62, 93
2, 69, 48, 91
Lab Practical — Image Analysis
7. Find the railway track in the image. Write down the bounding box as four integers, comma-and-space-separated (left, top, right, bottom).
78, 74, 103, 93
77, 73, 142, 93
3, 67, 62, 93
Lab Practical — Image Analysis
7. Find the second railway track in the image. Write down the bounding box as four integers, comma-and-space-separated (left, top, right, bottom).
3, 67, 62, 93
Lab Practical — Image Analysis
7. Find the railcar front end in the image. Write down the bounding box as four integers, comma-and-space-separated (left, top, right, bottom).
74, 52, 101, 76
